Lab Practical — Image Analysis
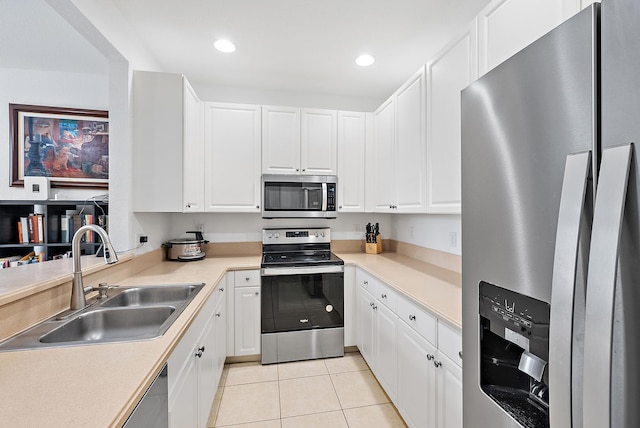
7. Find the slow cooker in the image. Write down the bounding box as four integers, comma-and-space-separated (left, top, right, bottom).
164, 231, 208, 261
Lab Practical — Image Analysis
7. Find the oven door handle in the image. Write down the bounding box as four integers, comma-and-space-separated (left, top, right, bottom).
261, 265, 344, 276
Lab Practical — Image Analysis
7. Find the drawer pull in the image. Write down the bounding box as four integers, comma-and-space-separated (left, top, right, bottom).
215, 313, 221, 317
196, 346, 205, 358
459, 351, 463, 359
434, 360, 442, 368
370, 302, 375, 307
245, 277, 250, 281
427, 354, 434, 361
219, 287, 224, 292
364, 280, 368, 285
381, 293, 387, 299
372, 305, 378, 310
409, 314, 416, 321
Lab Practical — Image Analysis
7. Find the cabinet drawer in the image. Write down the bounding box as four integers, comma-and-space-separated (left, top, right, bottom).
356, 269, 377, 295
437, 321, 463, 367
234, 270, 260, 287
398, 296, 437, 345
376, 281, 398, 314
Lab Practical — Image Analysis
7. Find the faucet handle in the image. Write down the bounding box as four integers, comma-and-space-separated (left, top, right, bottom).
97, 283, 119, 299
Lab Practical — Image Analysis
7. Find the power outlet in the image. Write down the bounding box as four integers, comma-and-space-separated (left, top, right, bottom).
139, 235, 148, 244
450, 232, 458, 248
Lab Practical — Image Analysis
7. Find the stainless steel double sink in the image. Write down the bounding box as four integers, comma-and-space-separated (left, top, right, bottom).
0, 283, 205, 351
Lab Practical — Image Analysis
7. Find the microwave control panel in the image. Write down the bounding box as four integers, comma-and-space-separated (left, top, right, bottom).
327, 183, 336, 211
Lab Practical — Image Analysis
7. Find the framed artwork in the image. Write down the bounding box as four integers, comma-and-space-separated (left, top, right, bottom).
10, 104, 109, 188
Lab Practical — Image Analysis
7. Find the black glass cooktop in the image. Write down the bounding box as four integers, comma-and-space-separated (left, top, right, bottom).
261, 250, 344, 268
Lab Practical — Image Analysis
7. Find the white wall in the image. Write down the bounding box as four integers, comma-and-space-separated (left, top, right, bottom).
167, 212, 391, 244
390, 214, 461, 255
0, 67, 109, 201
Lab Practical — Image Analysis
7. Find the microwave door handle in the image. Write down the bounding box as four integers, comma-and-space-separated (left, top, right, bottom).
583, 144, 633, 428
322, 182, 327, 211
549, 151, 592, 428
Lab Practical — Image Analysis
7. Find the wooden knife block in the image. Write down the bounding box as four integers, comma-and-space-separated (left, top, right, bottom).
365, 234, 382, 254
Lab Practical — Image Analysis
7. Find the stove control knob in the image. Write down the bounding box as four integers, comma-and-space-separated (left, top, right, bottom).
321, 232, 326, 237
267, 233, 273, 239
314, 232, 319, 238
274, 233, 280, 239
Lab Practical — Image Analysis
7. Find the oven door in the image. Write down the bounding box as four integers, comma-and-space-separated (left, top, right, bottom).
261, 266, 344, 333
260, 265, 344, 363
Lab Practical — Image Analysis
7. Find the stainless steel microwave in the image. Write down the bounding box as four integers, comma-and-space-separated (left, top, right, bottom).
262, 174, 338, 218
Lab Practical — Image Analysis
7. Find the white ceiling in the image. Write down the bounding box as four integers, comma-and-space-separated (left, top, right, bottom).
2, 0, 491, 102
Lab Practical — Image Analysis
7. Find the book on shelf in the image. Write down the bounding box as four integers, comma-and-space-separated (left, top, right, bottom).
25, 214, 44, 244
19, 217, 29, 244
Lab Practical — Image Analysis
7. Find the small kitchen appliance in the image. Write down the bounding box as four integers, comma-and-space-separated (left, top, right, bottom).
260, 227, 344, 364
163, 231, 208, 261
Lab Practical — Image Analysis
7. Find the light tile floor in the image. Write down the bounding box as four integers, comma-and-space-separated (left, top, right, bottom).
208, 352, 407, 428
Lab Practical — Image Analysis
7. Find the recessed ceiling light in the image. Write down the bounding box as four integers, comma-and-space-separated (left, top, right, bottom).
214, 39, 236, 53
355, 54, 375, 67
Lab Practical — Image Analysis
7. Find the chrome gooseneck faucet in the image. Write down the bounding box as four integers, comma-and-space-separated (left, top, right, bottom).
70, 224, 119, 310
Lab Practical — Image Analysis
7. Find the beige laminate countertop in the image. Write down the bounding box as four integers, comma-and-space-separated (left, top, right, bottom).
0, 252, 460, 427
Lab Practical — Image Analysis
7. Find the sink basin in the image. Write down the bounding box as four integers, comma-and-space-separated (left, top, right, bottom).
0, 282, 205, 351
100, 284, 203, 308
39, 306, 176, 344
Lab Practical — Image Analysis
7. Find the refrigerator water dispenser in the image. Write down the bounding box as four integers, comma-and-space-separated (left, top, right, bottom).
479, 281, 551, 428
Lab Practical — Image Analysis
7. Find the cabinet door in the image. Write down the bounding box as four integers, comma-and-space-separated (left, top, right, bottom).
204, 103, 261, 212
436, 353, 463, 428
234, 286, 261, 356
397, 321, 437, 428
395, 67, 427, 213
196, 313, 217, 428
262, 106, 301, 174
213, 287, 227, 382
169, 353, 197, 428
369, 98, 396, 212
301, 108, 337, 175
426, 22, 477, 214
478, 0, 579, 75
375, 303, 398, 403
183, 78, 205, 212
132, 71, 185, 212
357, 287, 376, 369
337, 111, 366, 212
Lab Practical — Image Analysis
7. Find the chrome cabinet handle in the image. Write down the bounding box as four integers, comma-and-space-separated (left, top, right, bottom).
219, 287, 224, 292
364, 280, 368, 285
215, 313, 221, 317
409, 314, 416, 321
255, 292, 259, 296
434, 360, 442, 368
427, 354, 434, 361
381, 293, 387, 299
245, 277, 250, 281
256, 205, 260, 209
370, 302, 375, 307
195, 346, 205, 358
458, 351, 463, 360
372, 305, 378, 310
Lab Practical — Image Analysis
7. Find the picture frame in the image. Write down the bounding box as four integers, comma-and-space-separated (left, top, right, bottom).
10, 104, 109, 188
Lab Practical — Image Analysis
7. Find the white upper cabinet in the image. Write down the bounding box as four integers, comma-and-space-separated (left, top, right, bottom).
261, 106, 301, 174
132, 71, 204, 212
301, 108, 338, 175
337, 111, 367, 212
204, 103, 261, 213
369, 98, 396, 213
395, 67, 427, 212
478, 0, 581, 75
426, 20, 478, 214
262, 106, 337, 175
368, 67, 427, 213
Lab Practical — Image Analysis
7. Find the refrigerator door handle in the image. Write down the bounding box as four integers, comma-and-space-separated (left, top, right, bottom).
549, 151, 592, 428
583, 144, 633, 428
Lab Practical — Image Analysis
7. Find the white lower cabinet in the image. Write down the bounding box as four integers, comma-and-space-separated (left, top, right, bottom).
355, 268, 463, 428
168, 281, 226, 428
233, 270, 261, 356
397, 320, 437, 428
435, 352, 463, 428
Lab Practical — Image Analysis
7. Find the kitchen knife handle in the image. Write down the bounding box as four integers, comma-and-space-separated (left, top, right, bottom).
583, 144, 633, 428
549, 151, 592, 428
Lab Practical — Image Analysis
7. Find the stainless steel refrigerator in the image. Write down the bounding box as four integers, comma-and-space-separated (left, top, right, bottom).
461, 1, 640, 427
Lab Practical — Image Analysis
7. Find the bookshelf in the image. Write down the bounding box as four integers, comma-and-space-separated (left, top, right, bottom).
0, 199, 109, 267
